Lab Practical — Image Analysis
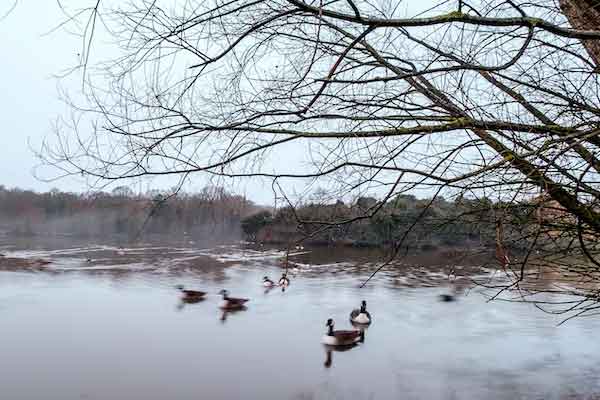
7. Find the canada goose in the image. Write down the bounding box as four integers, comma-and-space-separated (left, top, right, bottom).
263, 276, 275, 287
349, 300, 372, 325
278, 274, 290, 287
86, 258, 93, 263
439, 278, 463, 302
321, 319, 363, 346
218, 289, 249, 310
176, 285, 206, 301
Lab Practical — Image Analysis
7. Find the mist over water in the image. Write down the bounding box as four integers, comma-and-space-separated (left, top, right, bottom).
0, 187, 256, 246
1, 237, 599, 400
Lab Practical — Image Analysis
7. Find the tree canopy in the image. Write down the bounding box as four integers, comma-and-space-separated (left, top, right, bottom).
41, 0, 600, 319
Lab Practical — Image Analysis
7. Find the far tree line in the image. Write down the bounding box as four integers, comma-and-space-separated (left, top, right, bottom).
1, 185, 565, 255
0, 185, 258, 243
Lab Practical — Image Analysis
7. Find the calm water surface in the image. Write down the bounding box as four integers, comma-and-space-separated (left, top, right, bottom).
0, 240, 599, 400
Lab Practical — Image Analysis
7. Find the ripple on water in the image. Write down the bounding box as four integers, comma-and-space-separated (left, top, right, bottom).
0, 241, 599, 400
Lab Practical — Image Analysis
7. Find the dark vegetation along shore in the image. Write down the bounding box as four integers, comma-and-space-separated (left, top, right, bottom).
242, 194, 562, 252
0, 254, 51, 272
0, 185, 563, 254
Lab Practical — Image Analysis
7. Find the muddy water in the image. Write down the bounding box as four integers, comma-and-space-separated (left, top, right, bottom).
0, 240, 599, 400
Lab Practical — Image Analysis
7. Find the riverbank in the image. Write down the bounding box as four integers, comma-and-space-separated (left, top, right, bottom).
0, 254, 51, 271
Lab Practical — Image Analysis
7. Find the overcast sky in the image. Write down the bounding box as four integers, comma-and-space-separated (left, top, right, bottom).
0, 1, 81, 192
0, 0, 442, 204
0, 1, 305, 203
0, 1, 272, 200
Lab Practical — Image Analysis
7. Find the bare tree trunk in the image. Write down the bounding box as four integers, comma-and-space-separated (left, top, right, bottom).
560, 0, 600, 66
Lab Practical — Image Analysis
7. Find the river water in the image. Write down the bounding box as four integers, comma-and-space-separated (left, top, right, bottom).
0, 238, 599, 399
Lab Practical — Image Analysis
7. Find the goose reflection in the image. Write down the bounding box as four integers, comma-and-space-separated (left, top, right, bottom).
323, 343, 361, 368
264, 286, 276, 295
175, 296, 205, 311
220, 306, 247, 323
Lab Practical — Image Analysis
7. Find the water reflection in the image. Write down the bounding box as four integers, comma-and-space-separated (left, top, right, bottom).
220, 307, 247, 323
175, 296, 205, 311
2, 240, 600, 399
264, 286, 277, 295
323, 343, 360, 368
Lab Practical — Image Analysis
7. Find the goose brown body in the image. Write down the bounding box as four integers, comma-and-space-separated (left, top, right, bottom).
321, 319, 363, 346
176, 285, 206, 300
219, 289, 249, 310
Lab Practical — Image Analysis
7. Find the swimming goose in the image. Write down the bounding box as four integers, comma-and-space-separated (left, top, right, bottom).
263, 276, 275, 287
218, 289, 249, 310
278, 274, 290, 287
176, 285, 206, 301
349, 300, 372, 325
321, 319, 363, 346
439, 278, 463, 302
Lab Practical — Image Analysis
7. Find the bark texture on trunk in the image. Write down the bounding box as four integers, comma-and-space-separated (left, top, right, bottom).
560, 0, 600, 67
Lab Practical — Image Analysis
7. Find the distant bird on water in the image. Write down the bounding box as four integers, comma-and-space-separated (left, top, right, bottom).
349, 300, 372, 325
263, 276, 275, 288
218, 289, 249, 310
438, 276, 464, 302
176, 285, 206, 302
278, 274, 290, 287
